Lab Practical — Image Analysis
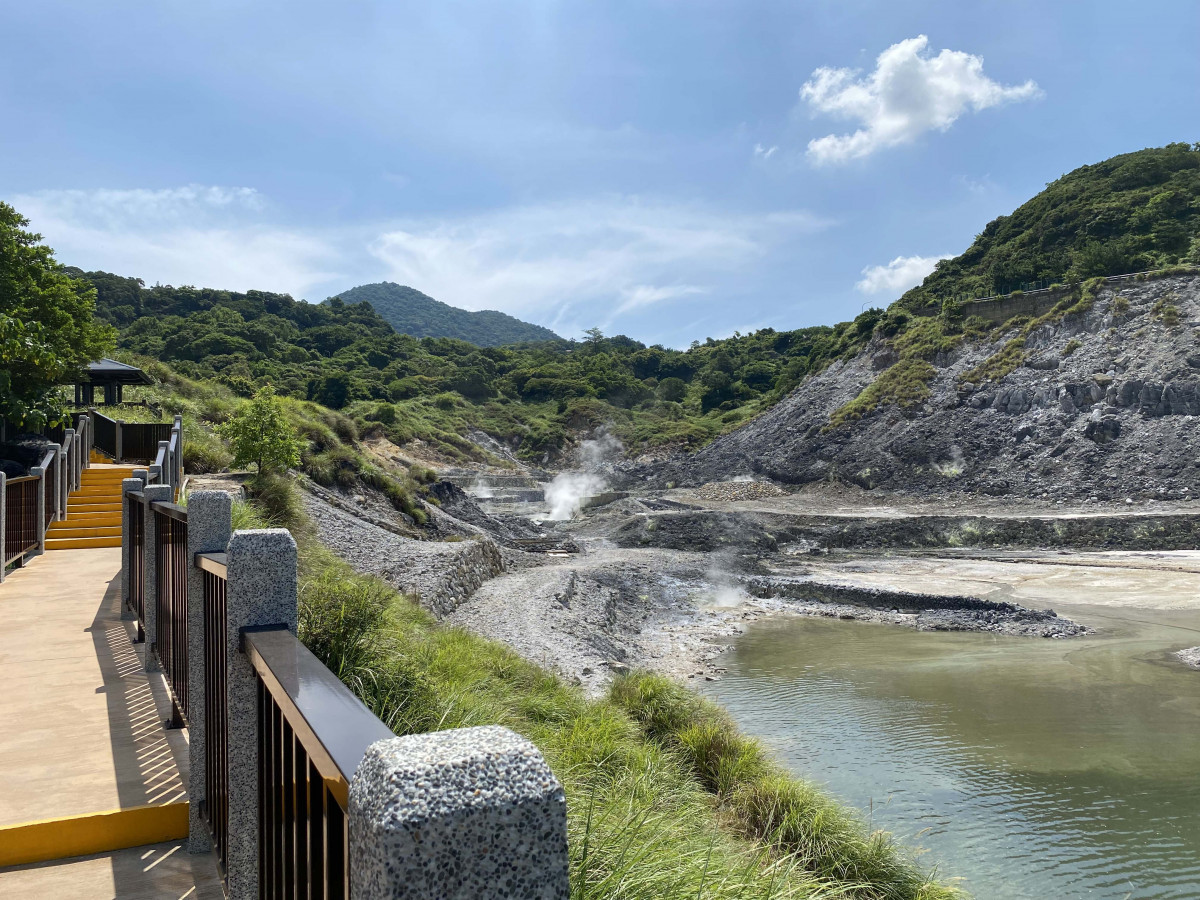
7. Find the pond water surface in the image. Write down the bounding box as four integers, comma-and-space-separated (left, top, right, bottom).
701, 604, 1200, 899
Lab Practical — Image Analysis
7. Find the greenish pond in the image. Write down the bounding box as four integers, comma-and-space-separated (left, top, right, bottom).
701, 604, 1200, 899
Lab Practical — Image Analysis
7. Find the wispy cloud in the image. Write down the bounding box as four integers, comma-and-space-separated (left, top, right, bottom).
801, 35, 1041, 164
12, 185, 342, 298
856, 253, 950, 295
368, 199, 829, 334
10, 186, 830, 338
753, 143, 778, 160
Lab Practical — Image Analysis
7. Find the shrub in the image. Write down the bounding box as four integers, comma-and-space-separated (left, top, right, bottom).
218, 386, 301, 474
1061, 339, 1083, 357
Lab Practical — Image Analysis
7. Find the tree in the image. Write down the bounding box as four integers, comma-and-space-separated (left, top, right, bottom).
0, 203, 115, 429
217, 386, 301, 474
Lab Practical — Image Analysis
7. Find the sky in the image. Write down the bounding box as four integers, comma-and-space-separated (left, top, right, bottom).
2, 1, 1198, 347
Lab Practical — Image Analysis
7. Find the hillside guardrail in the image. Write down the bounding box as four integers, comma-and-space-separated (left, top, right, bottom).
123, 487, 569, 899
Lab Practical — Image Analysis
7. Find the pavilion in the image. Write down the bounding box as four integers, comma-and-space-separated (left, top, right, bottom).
73, 358, 153, 406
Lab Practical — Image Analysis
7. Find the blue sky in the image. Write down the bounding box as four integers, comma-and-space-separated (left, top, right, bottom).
3, 1, 1197, 347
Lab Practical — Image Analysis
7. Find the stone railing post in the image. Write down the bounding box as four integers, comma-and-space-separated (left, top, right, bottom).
349, 725, 569, 900
173, 415, 184, 491
225, 528, 298, 900
156, 440, 169, 489
121, 470, 149, 608
63, 429, 76, 502
140, 483, 174, 670
53, 444, 64, 520
30, 466, 46, 556
185, 491, 232, 853
0, 472, 6, 583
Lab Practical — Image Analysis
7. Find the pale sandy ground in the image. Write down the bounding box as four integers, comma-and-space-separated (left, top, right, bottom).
800, 550, 1200, 610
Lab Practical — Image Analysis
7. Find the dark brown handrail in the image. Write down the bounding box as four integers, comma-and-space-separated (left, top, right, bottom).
196, 552, 228, 577
244, 626, 394, 898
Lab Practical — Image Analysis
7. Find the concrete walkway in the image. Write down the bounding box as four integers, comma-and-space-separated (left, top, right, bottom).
0, 547, 220, 896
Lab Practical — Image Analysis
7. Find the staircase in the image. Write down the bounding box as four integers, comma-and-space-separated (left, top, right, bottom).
46, 464, 138, 551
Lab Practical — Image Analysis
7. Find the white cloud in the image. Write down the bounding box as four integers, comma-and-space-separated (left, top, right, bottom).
368, 199, 828, 334
800, 35, 1041, 164
12, 185, 343, 298
11, 185, 830, 338
753, 143, 778, 160
856, 254, 950, 295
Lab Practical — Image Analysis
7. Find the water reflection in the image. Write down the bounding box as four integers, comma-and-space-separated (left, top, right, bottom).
702, 605, 1200, 899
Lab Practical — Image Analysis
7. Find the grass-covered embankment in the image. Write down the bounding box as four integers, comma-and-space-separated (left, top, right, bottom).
232, 481, 960, 900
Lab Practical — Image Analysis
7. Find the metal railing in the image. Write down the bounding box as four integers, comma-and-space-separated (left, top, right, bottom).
127, 423, 174, 464
93, 411, 118, 459
246, 626, 393, 899
198, 551, 231, 878
128, 490, 146, 643
154, 500, 190, 726
4, 476, 39, 567
88, 409, 181, 477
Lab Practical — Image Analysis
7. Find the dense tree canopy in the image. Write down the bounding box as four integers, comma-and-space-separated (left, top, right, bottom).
335, 282, 561, 345
901, 143, 1200, 307
1, 204, 114, 429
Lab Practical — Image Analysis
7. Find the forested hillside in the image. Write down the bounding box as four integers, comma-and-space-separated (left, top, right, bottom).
901, 142, 1200, 307
76, 267, 878, 461
335, 282, 561, 345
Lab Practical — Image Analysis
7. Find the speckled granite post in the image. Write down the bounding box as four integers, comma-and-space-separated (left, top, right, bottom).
225, 528, 298, 900
120, 473, 148, 608
141, 483, 174, 671
349, 725, 569, 900
185, 491, 232, 853
30, 466, 46, 556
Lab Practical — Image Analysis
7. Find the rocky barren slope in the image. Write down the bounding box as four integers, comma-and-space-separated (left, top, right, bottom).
644, 273, 1200, 502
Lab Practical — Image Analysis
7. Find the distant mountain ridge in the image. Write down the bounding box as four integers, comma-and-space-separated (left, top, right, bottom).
334, 282, 561, 346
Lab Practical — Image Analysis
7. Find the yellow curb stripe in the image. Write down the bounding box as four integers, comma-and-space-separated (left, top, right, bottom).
0, 802, 189, 867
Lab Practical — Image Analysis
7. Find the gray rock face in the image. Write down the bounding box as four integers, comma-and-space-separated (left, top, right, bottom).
302, 487, 504, 615
628, 275, 1200, 502
349, 726, 568, 900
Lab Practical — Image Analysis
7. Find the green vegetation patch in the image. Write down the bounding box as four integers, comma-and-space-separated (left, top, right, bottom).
898, 143, 1200, 307
959, 277, 1105, 386
74, 268, 883, 460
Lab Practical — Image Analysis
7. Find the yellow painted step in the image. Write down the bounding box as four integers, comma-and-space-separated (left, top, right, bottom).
45, 536, 123, 550
0, 803, 189, 867
58, 513, 122, 525
46, 525, 123, 539
51, 515, 121, 526
68, 503, 123, 512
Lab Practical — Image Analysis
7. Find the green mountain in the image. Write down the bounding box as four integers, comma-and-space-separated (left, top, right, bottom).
901, 142, 1200, 307
334, 283, 561, 346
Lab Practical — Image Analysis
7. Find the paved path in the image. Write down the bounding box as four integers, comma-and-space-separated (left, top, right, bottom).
0, 841, 224, 899
0, 547, 220, 896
